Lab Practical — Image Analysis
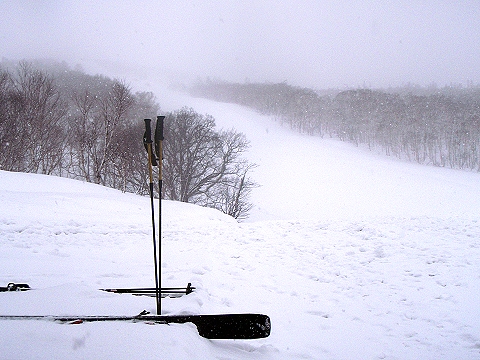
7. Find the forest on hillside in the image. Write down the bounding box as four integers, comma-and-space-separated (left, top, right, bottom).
190, 80, 480, 171
2, 59, 479, 217
0, 60, 256, 219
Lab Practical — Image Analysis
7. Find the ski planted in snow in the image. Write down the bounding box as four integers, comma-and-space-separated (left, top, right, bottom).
0, 312, 271, 339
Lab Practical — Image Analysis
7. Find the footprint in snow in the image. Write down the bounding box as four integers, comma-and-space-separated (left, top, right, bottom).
192, 266, 211, 275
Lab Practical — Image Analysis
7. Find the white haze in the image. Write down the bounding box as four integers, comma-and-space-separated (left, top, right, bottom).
1, 0, 480, 89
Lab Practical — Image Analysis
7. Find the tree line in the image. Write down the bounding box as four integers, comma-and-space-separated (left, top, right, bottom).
190, 80, 480, 171
0, 61, 256, 219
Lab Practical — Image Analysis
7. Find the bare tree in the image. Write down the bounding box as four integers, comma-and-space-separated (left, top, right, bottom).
68, 80, 134, 186
2, 61, 158, 192
206, 162, 258, 220
162, 107, 257, 218
110, 92, 159, 195
93, 80, 134, 185
0, 69, 23, 171
1, 63, 67, 174
68, 89, 98, 181
163, 108, 220, 202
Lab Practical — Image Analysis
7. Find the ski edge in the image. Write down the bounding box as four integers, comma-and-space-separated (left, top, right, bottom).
0, 313, 271, 340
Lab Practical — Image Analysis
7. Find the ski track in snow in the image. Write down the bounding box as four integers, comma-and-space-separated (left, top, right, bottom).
1, 92, 480, 359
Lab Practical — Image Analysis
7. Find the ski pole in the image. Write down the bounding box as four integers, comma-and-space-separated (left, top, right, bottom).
143, 119, 161, 315
155, 115, 165, 316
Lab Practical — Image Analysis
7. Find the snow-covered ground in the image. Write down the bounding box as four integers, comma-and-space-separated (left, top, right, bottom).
1, 94, 480, 359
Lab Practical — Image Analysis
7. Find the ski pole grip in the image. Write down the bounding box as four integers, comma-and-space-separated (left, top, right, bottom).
156, 116, 164, 140
144, 119, 153, 143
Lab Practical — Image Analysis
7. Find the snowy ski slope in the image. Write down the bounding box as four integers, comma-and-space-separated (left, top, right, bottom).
1, 94, 480, 359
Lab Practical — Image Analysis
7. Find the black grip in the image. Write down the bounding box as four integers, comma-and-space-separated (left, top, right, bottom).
155, 115, 165, 141
144, 118, 157, 166
144, 118, 153, 143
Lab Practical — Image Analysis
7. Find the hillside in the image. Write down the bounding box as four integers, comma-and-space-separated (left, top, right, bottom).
157, 89, 480, 222
1, 96, 480, 359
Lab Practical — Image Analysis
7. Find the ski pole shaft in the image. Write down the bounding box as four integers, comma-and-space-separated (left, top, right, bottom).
144, 118, 161, 315
155, 115, 165, 316
156, 116, 164, 184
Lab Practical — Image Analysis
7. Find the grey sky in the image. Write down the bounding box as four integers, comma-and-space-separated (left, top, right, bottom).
1, 0, 479, 88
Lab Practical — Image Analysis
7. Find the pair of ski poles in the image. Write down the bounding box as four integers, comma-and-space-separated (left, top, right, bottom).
144, 116, 164, 315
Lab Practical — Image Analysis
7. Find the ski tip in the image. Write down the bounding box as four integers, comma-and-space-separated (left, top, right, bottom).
99, 288, 118, 293
193, 313, 271, 340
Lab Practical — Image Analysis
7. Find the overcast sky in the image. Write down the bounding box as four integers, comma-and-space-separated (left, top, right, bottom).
1, 0, 479, 89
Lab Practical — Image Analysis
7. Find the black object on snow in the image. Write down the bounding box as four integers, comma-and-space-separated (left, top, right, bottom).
0, 283, 30, 292
0, 312, 271, 339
